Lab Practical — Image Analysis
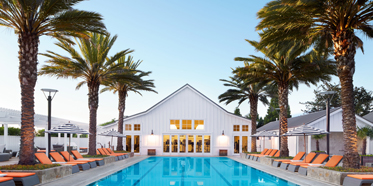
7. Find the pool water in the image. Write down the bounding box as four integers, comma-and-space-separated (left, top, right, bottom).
88, 157, 298, 186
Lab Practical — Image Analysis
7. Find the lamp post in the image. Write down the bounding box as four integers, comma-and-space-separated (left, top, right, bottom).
41, 89, 58, 158
320, 91, 336, 158
275, 108, 281, 150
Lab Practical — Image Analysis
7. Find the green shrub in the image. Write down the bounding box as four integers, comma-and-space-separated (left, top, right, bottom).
99, 119, 116, 126
0, 164, 60, 170
311, 151, 326, 153
82, 155, 108, 158
114, 151, 129, 153
245, 152, 261, 154
360, 154, 373, 157
270, 156, 294, 159
321, 166, 373, 172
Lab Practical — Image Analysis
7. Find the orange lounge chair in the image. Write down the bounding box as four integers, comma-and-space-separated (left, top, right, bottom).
287, 153, 328, 172
280, 152, 317, 170
343, 175, 373, 186
0, 171, 39, 186
298, 155, 343, 175
273, 151, 280, 157
97, 148, 120, 161
106, 148, 129, 158
71, 150, 105, 166
35, 153, 80, 174
247, 148, 268, 159
102, 148, 125, 160
0, 177, 15, 186
60, 151, 97, 168
50, 152, 91, 171
272, 151, 305, 167
253, 149, 276, 161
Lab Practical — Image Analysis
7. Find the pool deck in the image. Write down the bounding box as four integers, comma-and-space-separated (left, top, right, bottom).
230, 156, 337, 186
37, 155, 337, 186
38, 156, 149, 186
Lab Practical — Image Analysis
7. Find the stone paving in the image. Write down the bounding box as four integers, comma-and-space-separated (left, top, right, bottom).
230, 156, 338, 186
38, 156, 149, 186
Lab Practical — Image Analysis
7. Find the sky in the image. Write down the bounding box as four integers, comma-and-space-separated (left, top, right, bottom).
0, 0, 373, 126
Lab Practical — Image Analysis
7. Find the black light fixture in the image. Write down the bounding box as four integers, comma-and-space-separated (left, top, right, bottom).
320, 90, 336, 159
41, 88, 58, 158
222, 130, 224, 136
151, 129, 154, 135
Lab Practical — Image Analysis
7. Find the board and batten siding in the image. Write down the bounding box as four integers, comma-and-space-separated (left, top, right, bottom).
100, 84, 252, 156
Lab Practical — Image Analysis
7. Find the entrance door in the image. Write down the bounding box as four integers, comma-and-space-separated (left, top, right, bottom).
171, 135, 178, 153
234, 136, 240, 154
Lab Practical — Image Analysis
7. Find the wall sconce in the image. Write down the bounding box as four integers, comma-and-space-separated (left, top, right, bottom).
151, 130, 154, 135
222, 130, 224, 136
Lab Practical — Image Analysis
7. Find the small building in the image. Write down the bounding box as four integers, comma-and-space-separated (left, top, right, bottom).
257, 108, 373, 156
99, 84, 252, 156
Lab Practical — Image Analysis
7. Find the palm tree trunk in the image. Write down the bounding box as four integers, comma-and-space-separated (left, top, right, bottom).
278, 82, 289, 157
88, 83, 100, 155
316, 139, 320, 151
333, 30, 360, 168
249, 95, 258, 152
116, 90, 127, 151
362, 138, 367, 155
18, 33, 39, 165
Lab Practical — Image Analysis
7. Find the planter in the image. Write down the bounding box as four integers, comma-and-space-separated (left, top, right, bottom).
1, 165, 72, 184
129, 152, 134, 157
240, 153, 247, 159
259, 156, 274, 166
360, 156, 373, 166
103, 156, 116, 164
307, 166, 373, 185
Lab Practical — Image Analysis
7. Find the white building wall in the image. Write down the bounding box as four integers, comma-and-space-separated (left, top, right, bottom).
100, 85, 251, 156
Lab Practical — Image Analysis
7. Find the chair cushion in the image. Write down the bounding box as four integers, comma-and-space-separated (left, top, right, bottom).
347, 174, 373, 180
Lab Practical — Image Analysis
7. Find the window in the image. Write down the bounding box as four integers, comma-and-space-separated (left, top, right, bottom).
170, 120, 180, 129
125, 124, 131, 131
182, 120, 192, 129
233, 125, 240, 131
194, 120, 204, 130
242, 125, 248, 131
134, 124, 140, 131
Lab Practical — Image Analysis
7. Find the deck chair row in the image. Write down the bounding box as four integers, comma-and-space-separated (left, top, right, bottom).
272, 152, 343, 175
245, 148, 280, 162
96, 148, 129, 161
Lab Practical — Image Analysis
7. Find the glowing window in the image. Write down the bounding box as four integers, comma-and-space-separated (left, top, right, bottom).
182, 120, 192, 129
233, 125, 240, 131
170, 120, 180, 129
134, 124, 140, 131
194, 120, 204, 130
242, 125, 249, 131
125, 124, 131, 131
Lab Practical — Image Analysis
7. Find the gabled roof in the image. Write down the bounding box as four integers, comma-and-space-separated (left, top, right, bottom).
101, 84, 250, 128
364, 112, 373, 123
257, 107, 341, 131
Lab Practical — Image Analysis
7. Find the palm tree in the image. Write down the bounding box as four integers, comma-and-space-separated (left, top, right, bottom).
101, 55, 157, 151
235, 40, 335, 157
256, 0, 373, 169
357, 127, 373, 155
0, 0, 105, 165
312, 134, 326, 152
39, 33, 134, 155
218, 76, 270, 152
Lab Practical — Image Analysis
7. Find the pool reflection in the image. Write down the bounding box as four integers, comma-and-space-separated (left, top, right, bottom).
88, 157, 299, 186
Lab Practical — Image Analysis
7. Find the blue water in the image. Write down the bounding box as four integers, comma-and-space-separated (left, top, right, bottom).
88, 157, 298, 186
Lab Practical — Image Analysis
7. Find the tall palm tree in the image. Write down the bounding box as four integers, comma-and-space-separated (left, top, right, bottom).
235, 40, 335, 157
101, 55, 157, 151
39, 33, 134, 155
0, 0, 105, 165
218, 76, 270, 152
256, 0, 373, 169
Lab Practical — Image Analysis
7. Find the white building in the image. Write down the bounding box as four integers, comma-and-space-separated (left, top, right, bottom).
257, 108, 373, 156
99, 84, 252, 156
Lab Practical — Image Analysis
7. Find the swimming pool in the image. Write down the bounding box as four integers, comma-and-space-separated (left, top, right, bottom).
88, 157, 298, 186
